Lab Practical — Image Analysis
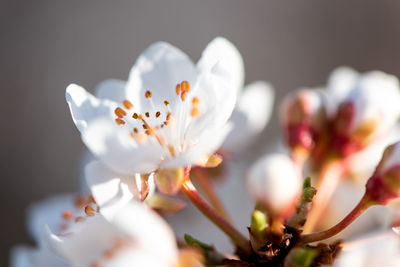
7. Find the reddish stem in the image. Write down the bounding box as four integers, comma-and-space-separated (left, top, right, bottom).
303, 160, 345, 233
300, 194, 374, 244
192, 168, 231, 222
180, 176, 251, 253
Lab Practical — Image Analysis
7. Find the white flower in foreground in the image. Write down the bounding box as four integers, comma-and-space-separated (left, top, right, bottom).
46, 201, 200, 267
66, 37, 240, 179
246, 154, 301, 218
333, 231, 400, 267
9, 194, 92, 267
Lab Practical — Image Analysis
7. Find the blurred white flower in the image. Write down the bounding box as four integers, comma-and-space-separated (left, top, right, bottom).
45, 201, 186, 267
66, 37, 239, 176
222, 81, 274, 153
329, 67, 400, 156
333, 231, 400, 267
9, 194, 91, 267
246, 153, 301, 217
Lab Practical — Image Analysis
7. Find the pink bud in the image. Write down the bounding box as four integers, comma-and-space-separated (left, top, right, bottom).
332, 71, 400, 156
281, 89, 326, 151
366, 142, 400, 205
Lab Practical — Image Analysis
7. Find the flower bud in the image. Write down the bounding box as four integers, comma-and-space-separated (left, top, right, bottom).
366, 142, 400, 205
332, 71, 400, 156
246, 154, 302, 218
281, 89, 327, 152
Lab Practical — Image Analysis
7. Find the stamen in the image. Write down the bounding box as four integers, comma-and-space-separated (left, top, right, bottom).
115, 118, 126, 125
75, 216, 86, 222
114, 107, 127, 118
156, 111, 161, 118
145, 90, 152, 98
164, 100, 170, 106
132, 113, 138, 119
142, 124, 148, 129
166, 112, 172, 121
85, 205, 95, 216
181, 81, 190, 92
175, 84, 181, 95
168, 144, 176, 156
133, 128, 139, 133
122, 100, 133, 110
191, 106, 200, 117
192, 97, 199, 104
62, 210, 72, 220
180, 91, 187, 101
145, 112, 150, 117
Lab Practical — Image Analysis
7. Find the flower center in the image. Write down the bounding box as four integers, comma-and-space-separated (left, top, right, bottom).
113, 81, 201, 157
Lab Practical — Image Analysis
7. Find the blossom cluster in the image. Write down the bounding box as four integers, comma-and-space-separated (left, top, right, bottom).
10, 37, 400, 267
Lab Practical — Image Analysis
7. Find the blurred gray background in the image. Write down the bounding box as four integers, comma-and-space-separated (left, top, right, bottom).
2, 0, 400, 265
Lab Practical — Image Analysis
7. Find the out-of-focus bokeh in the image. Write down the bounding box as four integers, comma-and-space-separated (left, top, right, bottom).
2, 0, 400, 265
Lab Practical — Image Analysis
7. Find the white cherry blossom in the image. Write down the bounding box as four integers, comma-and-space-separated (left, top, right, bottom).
66, 37, 239, 176
45, 201, 192, 267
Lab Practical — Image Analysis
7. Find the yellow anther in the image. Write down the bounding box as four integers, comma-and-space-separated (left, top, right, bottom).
114, 107, 127, 118
192, 97, 200, 105
180, 91, 187, 101
164, 100, 170, 106
115, 118, 126, 125
145, 90, 152, 98
191, 107, 200, 117
123, 100, 133, 110
62, 210, 72, 220
175, 84, 181, 95
181, 81, 190, 92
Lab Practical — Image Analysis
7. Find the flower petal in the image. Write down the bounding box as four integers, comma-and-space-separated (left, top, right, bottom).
81, 117, 163, 174
94, 79, 127, 103
126, 41, 197, 114
66, 84, 116, 132
85, 160, 155, 220
197, 37, 244, 95
222, 81, 274, 152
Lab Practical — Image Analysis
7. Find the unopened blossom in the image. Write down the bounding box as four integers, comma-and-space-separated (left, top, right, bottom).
280, 88, 326, 152
66, 37, 238, 179
366, 141, 400, 205
333, 231, 400, 267
10, 194, 94, 267
46, 201, 202, 267
330, 69, 400, 156
246, 154, 301, 218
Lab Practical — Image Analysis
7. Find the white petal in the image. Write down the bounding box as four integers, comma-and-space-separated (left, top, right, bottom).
164, 123, 232, 169
326, 66, 359, 115
82, 117, 163, 174
197, 37, 244, 95
9, 246, 34, 267
334, 231, 400, 267
223, 81, 274, 152
85, 160, 155, 220
111, 201, 178, 263
65, 84, 116, 132
126, 41, 197, 114
26, 194, 80, 245
94, 79, 127, 103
